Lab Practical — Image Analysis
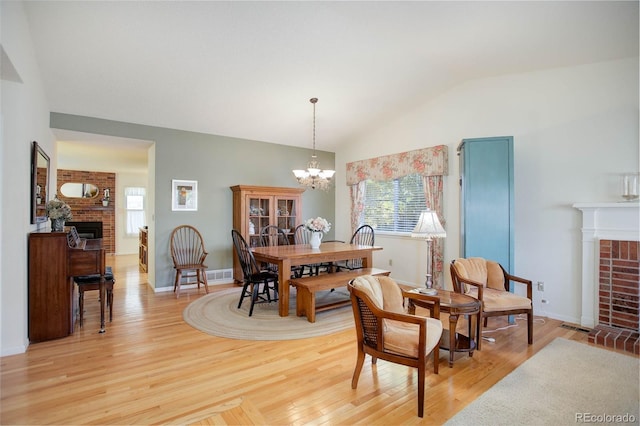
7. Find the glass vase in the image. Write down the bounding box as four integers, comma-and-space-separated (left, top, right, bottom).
51, 218, 65, 232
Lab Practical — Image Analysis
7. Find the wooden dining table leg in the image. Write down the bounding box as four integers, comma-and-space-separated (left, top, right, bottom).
278, 259, 292, 317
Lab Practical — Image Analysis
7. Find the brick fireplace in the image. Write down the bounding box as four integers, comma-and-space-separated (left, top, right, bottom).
57, 169, 115, 254
574, 203, 639, 355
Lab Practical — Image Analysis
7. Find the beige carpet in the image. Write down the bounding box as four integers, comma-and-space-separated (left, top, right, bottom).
445, 338, 640, 425
183, 287, 353, 340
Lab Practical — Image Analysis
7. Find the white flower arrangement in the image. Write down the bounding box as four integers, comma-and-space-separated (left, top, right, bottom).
46, 197, 73, 220
304, 217, 331, 233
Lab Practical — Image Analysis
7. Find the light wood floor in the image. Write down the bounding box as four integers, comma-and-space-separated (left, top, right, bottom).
2, 254, 598, 425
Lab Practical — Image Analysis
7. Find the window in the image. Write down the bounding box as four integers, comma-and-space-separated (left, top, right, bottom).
363, 174, 425, 233
125, 187, 146, 236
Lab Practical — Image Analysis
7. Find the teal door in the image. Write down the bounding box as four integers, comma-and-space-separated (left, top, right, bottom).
458, 136, 514, 273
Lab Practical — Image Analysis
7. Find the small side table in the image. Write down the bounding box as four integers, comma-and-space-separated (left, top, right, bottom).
403, 287, 481, 368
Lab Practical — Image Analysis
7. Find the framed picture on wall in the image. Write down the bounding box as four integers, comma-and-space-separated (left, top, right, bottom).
172, 179, 198, 211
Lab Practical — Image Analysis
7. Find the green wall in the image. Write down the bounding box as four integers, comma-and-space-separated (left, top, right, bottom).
50, 113, 336, 289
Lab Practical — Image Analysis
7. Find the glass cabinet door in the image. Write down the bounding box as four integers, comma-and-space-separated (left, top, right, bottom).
248, 196, 270, 247
276, 197, 298, 242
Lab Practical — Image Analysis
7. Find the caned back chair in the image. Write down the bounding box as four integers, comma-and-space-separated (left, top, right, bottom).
170, 225, 209, 298
450, 257, 533, 349
348, 275, 442, 418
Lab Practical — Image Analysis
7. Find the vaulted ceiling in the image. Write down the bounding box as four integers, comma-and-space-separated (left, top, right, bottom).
23, 1, 639, 152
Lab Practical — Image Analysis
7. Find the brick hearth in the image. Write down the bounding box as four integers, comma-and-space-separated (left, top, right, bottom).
588, 240, 640, 355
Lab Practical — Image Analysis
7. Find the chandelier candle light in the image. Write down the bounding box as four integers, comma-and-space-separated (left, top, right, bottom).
411, 209, 446, 289
292, 98, 335, 190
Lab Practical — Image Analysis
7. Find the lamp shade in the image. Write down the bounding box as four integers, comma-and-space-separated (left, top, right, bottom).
411, 209, 446, 239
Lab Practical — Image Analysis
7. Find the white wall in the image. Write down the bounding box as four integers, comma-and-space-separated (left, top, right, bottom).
334, 57, 639, 325
1, 1, 55, 356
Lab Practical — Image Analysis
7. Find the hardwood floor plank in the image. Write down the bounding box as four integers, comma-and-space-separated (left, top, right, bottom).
1, 254, 607, 425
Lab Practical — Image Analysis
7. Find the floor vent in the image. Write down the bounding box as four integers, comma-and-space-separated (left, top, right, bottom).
206, 268, 234, 283
560, 323, 591, 333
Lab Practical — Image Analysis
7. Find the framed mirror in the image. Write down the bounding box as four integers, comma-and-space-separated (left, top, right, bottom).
60, 182, 99, 198
31, 141, 50, 224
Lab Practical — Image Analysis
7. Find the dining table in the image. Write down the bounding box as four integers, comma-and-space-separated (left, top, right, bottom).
251, 241, 383, 317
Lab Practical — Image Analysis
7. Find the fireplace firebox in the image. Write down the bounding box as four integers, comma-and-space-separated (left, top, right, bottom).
66, 221, 103, 240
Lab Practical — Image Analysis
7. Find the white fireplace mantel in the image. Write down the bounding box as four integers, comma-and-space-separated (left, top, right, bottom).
573, 202, 639, 328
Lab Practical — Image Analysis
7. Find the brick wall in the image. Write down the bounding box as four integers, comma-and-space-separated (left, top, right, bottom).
57, 169, 115, 254
588, 240, 640, 355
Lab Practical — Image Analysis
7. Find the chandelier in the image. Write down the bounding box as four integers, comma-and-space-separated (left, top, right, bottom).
292, 98, 335, 190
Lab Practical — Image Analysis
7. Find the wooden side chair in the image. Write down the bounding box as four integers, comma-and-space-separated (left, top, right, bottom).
260, 225, 289, 247
231, 229, 279, 316
450, 257, 533, 349
170, 225, 209, 298
348, 275, 442, 418
261, 225, 305, 278
336, 224, 375, 271
293, 224, 319, 277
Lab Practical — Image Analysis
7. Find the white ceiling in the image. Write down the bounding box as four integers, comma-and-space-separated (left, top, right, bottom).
23, 1, 639, 152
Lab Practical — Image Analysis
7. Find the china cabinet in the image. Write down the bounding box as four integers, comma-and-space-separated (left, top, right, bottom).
230, 185, 304, 283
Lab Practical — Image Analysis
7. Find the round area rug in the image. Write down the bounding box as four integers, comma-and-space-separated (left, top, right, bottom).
183, 287, 354, 340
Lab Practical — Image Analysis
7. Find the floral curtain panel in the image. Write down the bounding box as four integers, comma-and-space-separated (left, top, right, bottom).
345, 145, 448, 186
346, 145, 449, 288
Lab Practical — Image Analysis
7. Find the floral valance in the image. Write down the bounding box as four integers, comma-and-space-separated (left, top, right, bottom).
345, 145, 448, 185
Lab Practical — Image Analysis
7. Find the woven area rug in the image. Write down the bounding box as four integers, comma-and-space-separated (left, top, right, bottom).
183, 287, 354, 340
445, 338, 640, 425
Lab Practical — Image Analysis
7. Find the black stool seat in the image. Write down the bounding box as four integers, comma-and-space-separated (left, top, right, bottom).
75, 266, 114, 283
74, 266, 115, 327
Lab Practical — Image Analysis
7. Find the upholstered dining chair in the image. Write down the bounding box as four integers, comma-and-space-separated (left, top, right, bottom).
336, 224, 375, 271
170, 225, 209, 298
348, 275, 442, 418
231, 229, 279, 316
450, 257, 533, 350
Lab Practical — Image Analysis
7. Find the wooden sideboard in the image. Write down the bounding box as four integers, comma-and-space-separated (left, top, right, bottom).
28, 230, 106, 342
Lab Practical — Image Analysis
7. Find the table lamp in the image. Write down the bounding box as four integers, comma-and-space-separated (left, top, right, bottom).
411, 209, 446, 288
